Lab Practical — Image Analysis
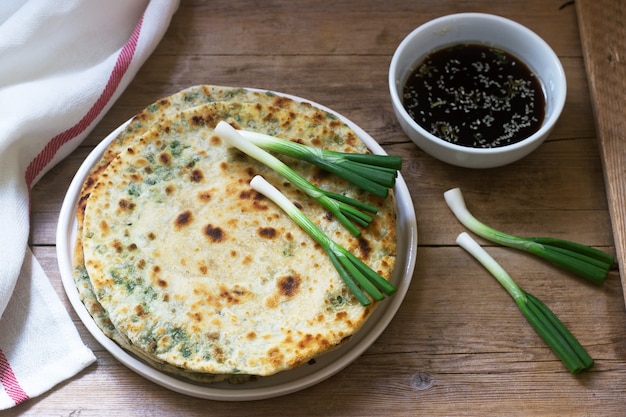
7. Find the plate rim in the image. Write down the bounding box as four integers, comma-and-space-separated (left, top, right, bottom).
56, 88, 418, 401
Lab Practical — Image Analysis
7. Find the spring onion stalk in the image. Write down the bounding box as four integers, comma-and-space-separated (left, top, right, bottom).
456, 232, 594, 374
250, 175, 397, 306
237, 129, 402, 198
215, 121, 379, 237
444, 188, 614, 285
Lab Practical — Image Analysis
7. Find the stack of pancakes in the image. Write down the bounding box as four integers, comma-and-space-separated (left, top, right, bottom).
73, 85, 397, 384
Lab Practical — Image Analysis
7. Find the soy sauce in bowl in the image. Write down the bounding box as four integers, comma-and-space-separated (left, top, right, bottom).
402, 43, 545, 149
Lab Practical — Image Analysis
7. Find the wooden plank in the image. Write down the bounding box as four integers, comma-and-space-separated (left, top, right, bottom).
576, 0, 626, 304
13, 1, 626, 415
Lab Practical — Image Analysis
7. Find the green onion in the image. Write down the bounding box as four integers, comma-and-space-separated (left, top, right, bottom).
237, 129, 402, 198
456, 232, 594, 374
444, 188, 614, 285
250, 175, 397, 306
215, 121, 378, 237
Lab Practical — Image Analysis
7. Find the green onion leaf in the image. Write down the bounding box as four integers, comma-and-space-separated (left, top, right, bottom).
456, 232, 594, 374
444, 188, 614, 284
238, 129, 402, 198
215, 121, 379, 237
250, 175, 397, 306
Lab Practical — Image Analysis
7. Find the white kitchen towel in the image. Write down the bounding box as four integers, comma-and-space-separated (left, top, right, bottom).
0, 0, 180, 409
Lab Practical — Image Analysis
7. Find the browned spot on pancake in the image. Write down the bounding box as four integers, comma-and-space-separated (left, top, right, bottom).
312, 111, 324, 122
252, 198, 268, 210
329, 120, 341, 129
205, 331, 219, 341
159, 152, 172, 166
198, 264, 208, 275
267, 347, 284, 367
358, 237, 372, 259
144, 166, 153, 174
136, 111, 149, 122
219, 284, 247, 305
265, 296, 278, 309
134, 304, 146, 317
294, 201, 303, 210
127, 243, 137, 251
230, 250, 237, 257
111, 240, 123, 253
190, 169, 204, 182
77, 197, 87, 213
298, 334, 314, 349
212, 346, 226, 363
242, 255, 252, 265
247, 331, 257, 340
298, 333, 330, 350
271, 96, 291, 108
165, 184, 175, 195
219, 161, 228, 171
311, 137, 322, 147
335, 311, 348, 321
345, 131, 358, 147
118, 198, 135, 211
137, 259, 146, 269
147, 232, 156, 240
188, 312, 203, 322
278, 274, 301, 298
239, 190, 253, 199
84, 176, 95, 189
197, 190, 211, 202
126, 147, 135, 155
263, 112, 276, 123
203, 224, 225, 242
257, 227, 277, 239
190, 114, 204, 126
266, 213, 280, 221
209, 135, 221, 146
285, 232, 294, 241
157, 278, 168, 288
129, 173, 142, 182
174, 210, 193, 229
99, 220, 110, 235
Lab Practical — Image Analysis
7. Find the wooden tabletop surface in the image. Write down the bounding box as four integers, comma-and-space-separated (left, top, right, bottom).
11, 0, 626, 415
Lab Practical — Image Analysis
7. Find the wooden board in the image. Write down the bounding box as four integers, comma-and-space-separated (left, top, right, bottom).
577, 0, 626, 304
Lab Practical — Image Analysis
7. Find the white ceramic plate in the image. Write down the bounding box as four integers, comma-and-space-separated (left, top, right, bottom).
57, 90, 418, 401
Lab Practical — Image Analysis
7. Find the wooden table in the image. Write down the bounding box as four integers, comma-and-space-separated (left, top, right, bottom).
12, 0, 626, 415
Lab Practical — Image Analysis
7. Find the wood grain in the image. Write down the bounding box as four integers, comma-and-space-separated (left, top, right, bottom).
577, 0, 626, 305
9, 1, 626, 416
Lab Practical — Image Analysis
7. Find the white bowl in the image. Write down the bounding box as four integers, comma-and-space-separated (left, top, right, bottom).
389, 13, 566, 168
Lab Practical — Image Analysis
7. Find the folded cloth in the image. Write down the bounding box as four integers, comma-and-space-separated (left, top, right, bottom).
0, 0, 180, 409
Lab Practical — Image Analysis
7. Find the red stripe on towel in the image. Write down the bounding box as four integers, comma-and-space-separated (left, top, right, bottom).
24, 14, 144, 187
0, 348, 29, 406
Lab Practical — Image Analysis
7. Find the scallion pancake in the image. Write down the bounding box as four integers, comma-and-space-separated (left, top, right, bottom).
81, 101, 396, 377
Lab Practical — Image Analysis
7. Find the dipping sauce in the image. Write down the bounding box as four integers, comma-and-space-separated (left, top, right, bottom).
402, 43, 545, 148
